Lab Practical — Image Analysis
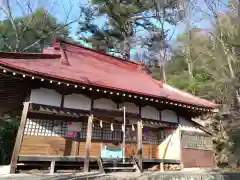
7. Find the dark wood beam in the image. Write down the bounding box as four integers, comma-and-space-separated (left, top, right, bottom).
10, 102, 30, 174
84, 115, 93, 172
177, 114, 180, 124
159, 110, 162, 121
60, 94, 65, 108
137, 121, 143, 172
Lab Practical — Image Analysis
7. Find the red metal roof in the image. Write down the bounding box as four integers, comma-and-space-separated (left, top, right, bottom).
0, 38, 216, 108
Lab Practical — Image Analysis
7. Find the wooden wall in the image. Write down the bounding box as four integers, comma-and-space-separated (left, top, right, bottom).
20, 136, 80, 156
20, 136, 101, 157
143, 144, 159, 159
20, 136, 159, 158
182, 149, 215, 168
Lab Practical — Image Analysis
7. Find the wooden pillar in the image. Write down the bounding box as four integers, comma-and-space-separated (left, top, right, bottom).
75, 132, 81, 156
137, 121, 143, 171
10, 102, 30, 174
84, 115, 93, 173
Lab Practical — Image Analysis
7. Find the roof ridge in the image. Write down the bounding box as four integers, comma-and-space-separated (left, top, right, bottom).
54, 37, 142, 66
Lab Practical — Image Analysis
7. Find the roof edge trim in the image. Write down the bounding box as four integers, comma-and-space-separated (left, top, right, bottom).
0, 51, 61, 59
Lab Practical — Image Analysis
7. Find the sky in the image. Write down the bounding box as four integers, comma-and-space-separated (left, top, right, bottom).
63, 0, 228, 42
0, 0, 230, 52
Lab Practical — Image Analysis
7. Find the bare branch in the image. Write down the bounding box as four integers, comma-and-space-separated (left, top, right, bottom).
22, 18, 79, 52
20, 13, 35, 37
16, 0, 28, 16
61, 0, 74, 24
0, 0, 21, 51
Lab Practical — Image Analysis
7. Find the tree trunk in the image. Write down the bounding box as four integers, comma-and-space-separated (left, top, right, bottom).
162, 65, 167, 83
122, 21, 132, 60
238, 0, 240, 25
186, 0, 194, 79
216, 15, 240, 109
123, 36, 131, 60
187, 55, 193, 78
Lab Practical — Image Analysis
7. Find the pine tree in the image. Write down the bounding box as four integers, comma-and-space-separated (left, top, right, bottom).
78, 0, 183, 60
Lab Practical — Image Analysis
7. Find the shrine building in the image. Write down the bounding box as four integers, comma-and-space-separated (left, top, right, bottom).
0, 38, 218, 174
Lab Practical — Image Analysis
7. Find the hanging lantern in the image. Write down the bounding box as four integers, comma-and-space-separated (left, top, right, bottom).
111, 123, 114, 131
122, 124, 124, 132
132, 124, 135, 131
100, 120, 103, 128
92, 123, 94, 128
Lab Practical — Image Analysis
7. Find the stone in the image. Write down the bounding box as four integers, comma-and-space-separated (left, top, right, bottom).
148, 165, 159, 171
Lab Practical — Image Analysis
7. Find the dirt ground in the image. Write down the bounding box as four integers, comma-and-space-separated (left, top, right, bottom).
1, 170, 240, 180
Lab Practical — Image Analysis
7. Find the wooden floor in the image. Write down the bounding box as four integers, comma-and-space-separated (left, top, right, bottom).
16, 155, 181, 174
18, 155, 180, 164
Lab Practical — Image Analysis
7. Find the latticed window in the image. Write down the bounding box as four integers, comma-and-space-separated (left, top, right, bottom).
92, 123, 102, 140
24, 119, 122, 141
102, 123, 112, 140
125, 126, 136, 142
159, 128, 174, 143
24, 119, 69, 137
112, 124, 122, 141
79, 122, 87, 139
182, 132, 213, 151
143, 127, 159, 144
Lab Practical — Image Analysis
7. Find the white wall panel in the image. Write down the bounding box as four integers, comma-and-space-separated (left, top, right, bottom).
121, 102, 139, 114
141, 106, 160, 120
161, 110, 178, 123
64, 93, 91, 110
94, 98, 117, 110
30, 88, 61, 106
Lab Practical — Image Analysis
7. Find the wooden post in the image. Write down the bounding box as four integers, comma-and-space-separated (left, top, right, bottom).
137, 121, 142, 171
84, 115, 93, 173
10, 102, 30, 174
75, 132, 81, 156
50, 161, 55, 174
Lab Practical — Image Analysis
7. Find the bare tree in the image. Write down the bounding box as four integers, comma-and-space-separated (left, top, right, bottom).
0, 0, 82, 52
133, 0, 185, 82
186, 0, 240, 167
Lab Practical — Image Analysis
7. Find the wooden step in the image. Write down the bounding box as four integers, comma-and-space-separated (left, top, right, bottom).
102, 162, 134, 165
101, 158, 133, 162
104, 167, 135, 170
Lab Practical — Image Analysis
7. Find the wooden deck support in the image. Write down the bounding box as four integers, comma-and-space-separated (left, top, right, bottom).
137, 121, 143, 171
50, 161, 55, 174
84, 115, 93, 172
10, 102, 30, 174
